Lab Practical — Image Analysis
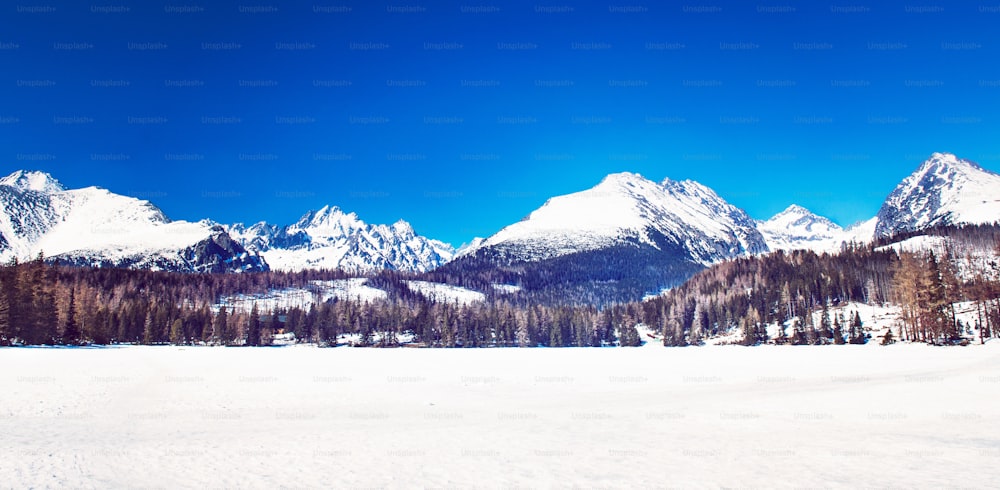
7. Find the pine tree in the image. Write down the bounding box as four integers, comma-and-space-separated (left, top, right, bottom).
246, 303, 261, 346
169, 318, 185, 345
548, 321, 563, 347
214, 306, 229, 345
142, 309, 156, 345
689, 302, 704, 345
0, 286, 10, 346
260, 312, 275, 346
819, 302, 833, 344
62, 288, 80, 345
618, 318, 641, 347
515, 313, 531, 347
849, 311, 866, 344
832, 314, 846, 345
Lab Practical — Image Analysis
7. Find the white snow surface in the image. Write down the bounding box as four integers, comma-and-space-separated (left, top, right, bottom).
491, 283, 522, 294
405, 280, 486, 305
3, 345, 1000, 488
876, 152, 1000, 237
215, 278, 388, 313
473, 172, 767, 264
228, 205, 455, 273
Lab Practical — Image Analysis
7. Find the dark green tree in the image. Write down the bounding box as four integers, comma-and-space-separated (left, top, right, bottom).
246, 303, 261, 346
62, 288, 80, 345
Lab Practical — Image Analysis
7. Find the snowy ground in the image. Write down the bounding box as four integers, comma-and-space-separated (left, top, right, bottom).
405, 280, 485, 305
2, 345, 999, 489
215, 278, 388, 313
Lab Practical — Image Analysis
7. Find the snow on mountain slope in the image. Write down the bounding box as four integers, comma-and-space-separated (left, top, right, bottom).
875, 152, 1000, 238
757, 205, 846, 252
844, 217, 878, 244
756, 205, 879, 253
227, 205, 455, 273
0, 169, 65, 193
472, 172, 768, 265
0, 171, 64, 259
0, 170, 265, 272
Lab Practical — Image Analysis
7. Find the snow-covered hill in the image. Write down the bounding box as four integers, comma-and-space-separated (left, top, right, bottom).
0, 170, 265, 273
227, 205, 455, 273
465, 172, 768, 265
875, 152, 1000, 238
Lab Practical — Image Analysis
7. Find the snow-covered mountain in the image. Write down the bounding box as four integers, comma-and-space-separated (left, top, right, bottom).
756, 205, 877, 253
757, 205, 845, 252
444, 172, 769, 303
464, 172, 768, 265
227, 205, 455, 273
875, 152, 1000, 238
0, 170, 266, 273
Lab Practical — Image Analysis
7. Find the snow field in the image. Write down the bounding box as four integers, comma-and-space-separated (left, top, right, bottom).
2, 345, 999, 488
405, 280, 485, 305
215, 278, 388, 313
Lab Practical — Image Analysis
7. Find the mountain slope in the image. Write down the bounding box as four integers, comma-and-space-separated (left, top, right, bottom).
227, 205, 454, 273
757, 204, 845, 252
0, 170, 266, 273
875, 152, 1000, 238
470, 172, 767, 264
755, 204, 876, 253
444, 172, 768, 303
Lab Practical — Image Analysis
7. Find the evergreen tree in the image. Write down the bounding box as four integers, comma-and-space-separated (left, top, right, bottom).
62, 288, 80, 345
849, 311, 866, 344
260, 312, 275, 346
142, 309, 156, 345
169, 318, 185, 345
832, 314, 846, 345
819, 302, 833, 343
0, 286, 10, 346
548, 321, 563, 347
515, 313, 531, 347
618, 314, 641, 347
246, 303, 261, 346
214, 306, 229, 345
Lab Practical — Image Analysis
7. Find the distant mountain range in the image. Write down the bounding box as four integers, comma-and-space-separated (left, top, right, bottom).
226, 206, 454, 273
0, 170, 265, 273
2, 152, 998, 299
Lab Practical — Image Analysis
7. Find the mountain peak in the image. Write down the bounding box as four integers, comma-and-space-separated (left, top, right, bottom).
391, 219, 415, 235
758, 204, 846, 252
475, 170, 767, 264
598, 172, 653, 190
0, 170, 64, 193
296, 205, 362, 229
875, 152, 1000, 237
919, 152, 983, 174
777, 204, 812, 216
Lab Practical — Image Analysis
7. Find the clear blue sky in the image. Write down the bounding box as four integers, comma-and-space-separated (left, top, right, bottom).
2, 1, 999, 246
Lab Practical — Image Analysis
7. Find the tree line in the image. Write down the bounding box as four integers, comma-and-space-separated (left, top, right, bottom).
634, 224, 1000, 346
1, 224, 998, 348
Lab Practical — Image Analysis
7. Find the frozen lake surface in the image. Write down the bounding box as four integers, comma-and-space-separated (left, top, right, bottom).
2, 343, 999, 488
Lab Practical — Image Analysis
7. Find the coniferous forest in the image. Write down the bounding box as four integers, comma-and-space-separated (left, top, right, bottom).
1, 224, 999, 348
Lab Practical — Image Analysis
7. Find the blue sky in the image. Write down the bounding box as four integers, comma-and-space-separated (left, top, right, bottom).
2, 1, 999, 246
